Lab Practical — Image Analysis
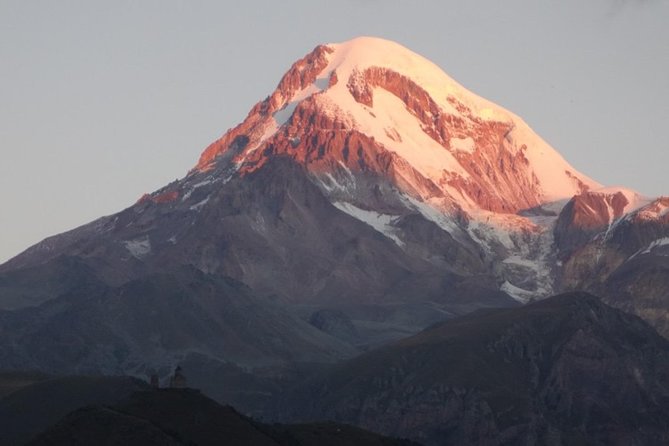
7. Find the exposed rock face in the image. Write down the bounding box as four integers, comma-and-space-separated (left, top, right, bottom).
554, 190, 629, 258
554, 194, 669, 337
196, 44, 334, 170
275, 293, 669, 446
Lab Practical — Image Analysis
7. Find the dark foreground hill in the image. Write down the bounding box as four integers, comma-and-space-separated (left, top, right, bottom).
0, 375, 149, 445
29, 388, 418, 446
273, 292, 669, 446
0, 371, 50, 399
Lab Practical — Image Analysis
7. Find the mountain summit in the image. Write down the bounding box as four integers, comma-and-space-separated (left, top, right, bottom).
197, 36, 599, 216
1, 37, 669, 407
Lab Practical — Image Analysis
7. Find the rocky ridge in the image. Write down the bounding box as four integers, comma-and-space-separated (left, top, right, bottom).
274, 293, 669, 446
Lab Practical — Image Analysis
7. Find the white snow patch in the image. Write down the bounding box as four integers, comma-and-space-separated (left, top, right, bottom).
646, 237, 669, 252
466, 212, 555, 300
602, 198, 615, 241
124, 237, 151, 259
501, 281, 535, 303
317, 174, 337, 192
450, 136, 476, 154
401, 195, 460, 235
182, 177, 217, 201
333, 201, 403, 246
190, 196, 210, 211
467, 214, 520, 251
502, 256, 540, 269
192, 179, 213, 189
337, 160, 354, 178
321, 173, 347, 192
632, 237, 669, 258
244, 120, 282, 156
399, 193, 557, 301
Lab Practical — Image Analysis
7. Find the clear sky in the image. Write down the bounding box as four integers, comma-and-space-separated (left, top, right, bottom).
1, 0, 667, 263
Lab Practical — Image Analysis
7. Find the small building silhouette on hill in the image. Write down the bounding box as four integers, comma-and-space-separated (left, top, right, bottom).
169, 366, 187, 389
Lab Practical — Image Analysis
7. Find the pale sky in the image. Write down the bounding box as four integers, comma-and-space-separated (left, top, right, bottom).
1, 0, 668, 263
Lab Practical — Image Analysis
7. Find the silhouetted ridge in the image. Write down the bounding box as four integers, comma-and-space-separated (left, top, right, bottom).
30, 389, 418, 446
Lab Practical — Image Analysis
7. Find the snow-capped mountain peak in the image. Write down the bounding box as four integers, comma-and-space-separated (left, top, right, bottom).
196, 36, 599, 216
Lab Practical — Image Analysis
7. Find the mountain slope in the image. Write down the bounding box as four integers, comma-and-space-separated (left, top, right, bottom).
0, 265, 360, 413
274, 293, 669, 446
